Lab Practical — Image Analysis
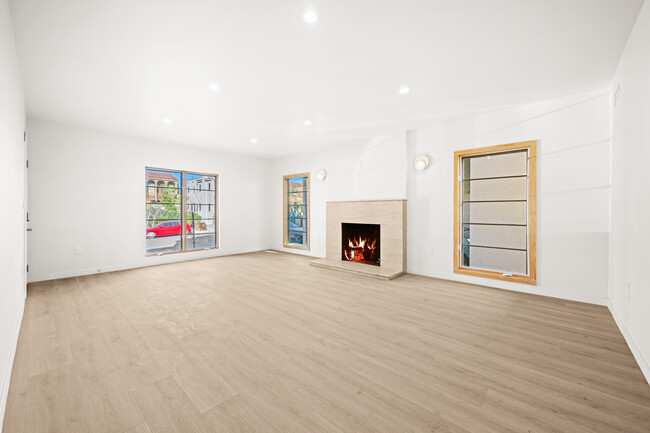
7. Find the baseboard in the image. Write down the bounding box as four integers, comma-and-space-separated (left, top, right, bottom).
407, 268, 607, 306
27, 247, 270, 283
607, 300, 650, 386
0, 298, 25, 430
269, 256, 607, 305
276, 246, 323, 258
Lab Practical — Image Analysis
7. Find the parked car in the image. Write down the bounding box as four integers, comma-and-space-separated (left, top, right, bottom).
146, 221, 191, 238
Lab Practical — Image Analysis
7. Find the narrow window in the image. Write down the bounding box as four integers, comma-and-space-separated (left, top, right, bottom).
283, 173, 310, 250
454, 141, 536, 284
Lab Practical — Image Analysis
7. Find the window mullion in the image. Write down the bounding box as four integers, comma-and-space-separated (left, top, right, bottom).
182, 171, 187, 252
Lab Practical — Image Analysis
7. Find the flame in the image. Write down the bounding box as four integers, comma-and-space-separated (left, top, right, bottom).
343, 235, 378, 264
347, 236, 376, 250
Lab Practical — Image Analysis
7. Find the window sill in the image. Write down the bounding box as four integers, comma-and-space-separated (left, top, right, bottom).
283, 242, 310, 251
146, 246, 219, 257
454, 266, 536, 285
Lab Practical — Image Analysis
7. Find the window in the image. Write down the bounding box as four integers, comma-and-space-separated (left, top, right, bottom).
145, 168, 218, 255
454, 141, 536, 284
186, 173, 217, 251
283, 173, 309, 250
146, 180, 156, 202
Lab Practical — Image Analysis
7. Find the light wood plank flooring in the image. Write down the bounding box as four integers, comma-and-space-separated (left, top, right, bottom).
3, 251, 650, 433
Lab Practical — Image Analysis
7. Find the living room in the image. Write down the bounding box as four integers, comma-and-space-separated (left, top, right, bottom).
1, 1, 649, 432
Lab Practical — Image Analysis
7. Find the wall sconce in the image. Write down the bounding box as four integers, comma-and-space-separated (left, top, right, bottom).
316, 169, 327, 181
414, 155, 429, 171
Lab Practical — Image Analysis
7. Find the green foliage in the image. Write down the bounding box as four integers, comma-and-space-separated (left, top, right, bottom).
146, 186, 180, 227
288, 183, 305, 218
186, 211, 202, 222
146, 186, 204, 227
290, 202, 304, 218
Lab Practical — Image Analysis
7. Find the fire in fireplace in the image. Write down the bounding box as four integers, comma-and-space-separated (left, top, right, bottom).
341, 223, 380, 266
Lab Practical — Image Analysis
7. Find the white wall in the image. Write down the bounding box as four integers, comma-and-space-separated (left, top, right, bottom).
408, 89, 611, 305
609, 0, 650, 384
27, 119, 271, 282
0, 0, 25, 426
270, 89, 611, 305
269, 133, 407, 257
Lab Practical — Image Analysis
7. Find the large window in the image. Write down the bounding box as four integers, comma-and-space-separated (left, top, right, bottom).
283, 173, 309, 250
145, 168, 218, 255
454, 141, 536, 284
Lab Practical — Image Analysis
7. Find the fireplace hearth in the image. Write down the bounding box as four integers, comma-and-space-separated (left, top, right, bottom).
341, 223, 380, 266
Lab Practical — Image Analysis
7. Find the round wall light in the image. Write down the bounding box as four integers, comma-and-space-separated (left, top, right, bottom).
303, 11, 319, 23
398, 85, 411, 95
316, 169, 327, 181
414, 155, 429, 171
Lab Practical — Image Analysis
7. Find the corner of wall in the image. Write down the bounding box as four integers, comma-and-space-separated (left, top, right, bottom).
605, 0, 650, 387
608, 300, 650, 385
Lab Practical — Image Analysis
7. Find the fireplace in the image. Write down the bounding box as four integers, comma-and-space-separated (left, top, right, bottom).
311, 200, 404, 279
341, 223, 380, 266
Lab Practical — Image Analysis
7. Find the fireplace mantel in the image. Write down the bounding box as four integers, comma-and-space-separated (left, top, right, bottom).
310, 199, 406, 279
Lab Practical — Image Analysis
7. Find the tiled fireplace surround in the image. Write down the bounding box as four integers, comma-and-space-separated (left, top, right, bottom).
310, 200, 406, 279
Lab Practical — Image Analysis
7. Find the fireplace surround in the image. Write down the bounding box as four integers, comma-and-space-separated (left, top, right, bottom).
311, 200, 406, 279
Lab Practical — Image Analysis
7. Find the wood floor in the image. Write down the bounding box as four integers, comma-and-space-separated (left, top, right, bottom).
3, 251, 650, 433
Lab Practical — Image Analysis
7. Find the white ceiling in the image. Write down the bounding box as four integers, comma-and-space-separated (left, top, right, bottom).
9, 0, 645, 157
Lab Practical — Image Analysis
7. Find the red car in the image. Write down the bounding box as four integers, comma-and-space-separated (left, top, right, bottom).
146, 221, 191, 238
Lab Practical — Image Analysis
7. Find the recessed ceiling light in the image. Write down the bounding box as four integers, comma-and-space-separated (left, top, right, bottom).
250, 137, 258, 144
163, 117, 172, 124
398, 86, 410, 95
303, 119, 312, 126
208, 83, 220, 92
303, 10, 319, 23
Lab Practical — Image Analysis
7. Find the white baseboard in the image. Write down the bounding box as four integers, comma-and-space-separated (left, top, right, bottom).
607, 300, 650, 386
0, 298, 25, 430
407, 267, 607, 306
27, 247, 269, 283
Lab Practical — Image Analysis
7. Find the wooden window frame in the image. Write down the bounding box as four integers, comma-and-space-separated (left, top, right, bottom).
283, 172, 310, 251
145, 167, 219, 257
453, 141, 536, 285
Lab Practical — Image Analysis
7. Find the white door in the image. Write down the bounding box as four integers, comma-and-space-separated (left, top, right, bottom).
23, 132, 28, 296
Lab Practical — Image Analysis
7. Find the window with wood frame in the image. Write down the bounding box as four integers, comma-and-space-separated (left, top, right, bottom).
283, 173, 310, 250
453, 141, 536, 285
145, 168, 218, 256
